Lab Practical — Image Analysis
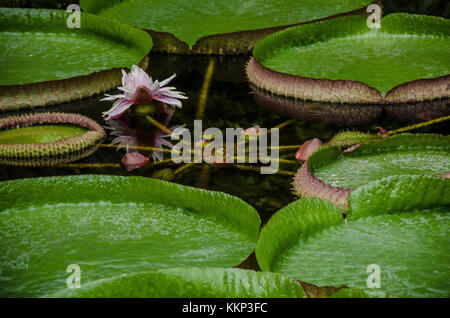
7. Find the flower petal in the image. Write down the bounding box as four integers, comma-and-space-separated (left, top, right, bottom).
159, 137, 173, 148
159, 74, 176, 87
132, 65, 151, 87
154, 95, 182, 108
151, 79, 160, 92
103, 99, 133, 120
160, 90, 188, 100
121, 152, 150, 171
101, 93, 125, 101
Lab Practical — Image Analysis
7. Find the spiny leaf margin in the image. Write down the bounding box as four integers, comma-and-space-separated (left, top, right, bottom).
250, 13, 449, 102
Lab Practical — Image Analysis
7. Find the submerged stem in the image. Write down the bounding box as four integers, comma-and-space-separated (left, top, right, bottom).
174, 163, 195, 176
56, 163, 121, 168
269, 119, 295, 134
388, 115, 450, 135
195, 57, 215, 119
100, 143, 173, 154
145, 115, 173, 135
234, 164, 296, 176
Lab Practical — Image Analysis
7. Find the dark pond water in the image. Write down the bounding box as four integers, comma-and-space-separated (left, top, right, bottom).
0, 52, 448, 224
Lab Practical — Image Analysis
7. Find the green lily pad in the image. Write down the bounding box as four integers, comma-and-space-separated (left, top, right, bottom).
0, 125, 87, 144
256, 175, 450, 297
249, 13, 450, 102
309, 134, 449, 189
0, 113, 105, 167
50, 267, 306, 298
294, 134, 450, 207
81, 0, 372, 54
0, 8, 152, 110
0, 175, 260, 297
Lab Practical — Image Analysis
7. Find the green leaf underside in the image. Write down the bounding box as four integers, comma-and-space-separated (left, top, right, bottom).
0, 8, 152, 85
254, 14, 450, 97
0, 125, 87, 144
257, 176, 450, 298
81, 0, 372, 48
310, 134, 450, 189
51, 268, 306, 298
0, 175, 260, 297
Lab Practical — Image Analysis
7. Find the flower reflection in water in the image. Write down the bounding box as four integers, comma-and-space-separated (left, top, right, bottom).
105, 104, 179, 171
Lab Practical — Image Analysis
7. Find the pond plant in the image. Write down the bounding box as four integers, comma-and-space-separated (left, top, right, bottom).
247, 14, 449, 123
257, 175, 450, 297
100, 64, 187, 170
0, 112, 105, 166
105, 107, 176, 170
0, 8, 152, 110
293, 133, 450, 207
0, 175, 261, 297
101, 65, 187, 120
51, 268, 308, 298
0, 1, 448, 300
80, 0, 373, 54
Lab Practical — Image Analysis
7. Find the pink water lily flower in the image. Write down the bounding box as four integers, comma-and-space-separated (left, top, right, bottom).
101, 65, 187, 120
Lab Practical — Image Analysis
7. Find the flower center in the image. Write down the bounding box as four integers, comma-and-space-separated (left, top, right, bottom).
134, 86, 153, 104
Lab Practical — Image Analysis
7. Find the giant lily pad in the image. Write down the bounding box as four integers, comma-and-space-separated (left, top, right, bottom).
0, 112, 105, 166
81, 0, 373, 54
248, 13, 449, 105
50, 267, 306, 298
0, 175, 260, 297
0, 8, 152, 110
294, 133, 450, 207
256, 175, 450, 297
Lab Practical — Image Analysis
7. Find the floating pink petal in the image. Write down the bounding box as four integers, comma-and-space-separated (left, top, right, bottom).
436, 171, 450, 179
295, 138, 323, 162
121, 152, 150, 171
242, 125, 265, 136
377, 126, 390, 138
343, 143, 361, 153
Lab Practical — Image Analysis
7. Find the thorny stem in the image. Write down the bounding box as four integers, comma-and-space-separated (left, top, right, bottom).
229, 157, 297, 165
145, 115, 173, 135
388, 115, 450, 135
56, 163, 121, 168
76, 116, 299, 176
144, 158, 175, 167
269, 145, 302, 150
233, 164, 296, 176
174, 163, 195, 176
235, 119, 296, 149
100, 143, 173, 154
269, 119, 295, 134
